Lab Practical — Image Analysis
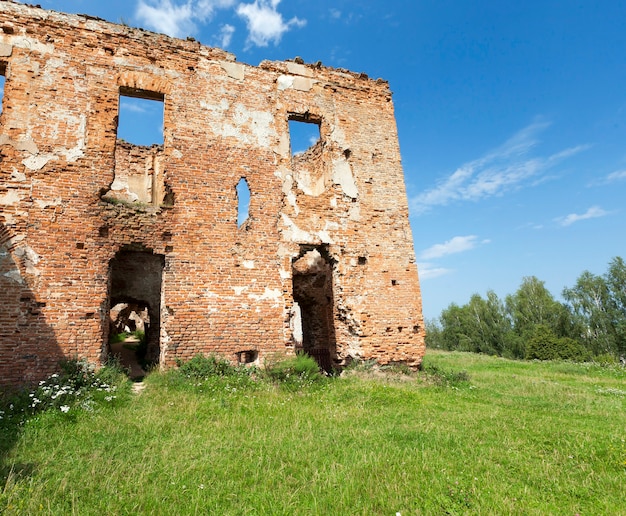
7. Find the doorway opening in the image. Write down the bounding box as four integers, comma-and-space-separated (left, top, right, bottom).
107, 249, 164, 378
291, 245, 336, 372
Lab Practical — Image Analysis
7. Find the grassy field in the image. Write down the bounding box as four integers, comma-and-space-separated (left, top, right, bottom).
1, 350, 625, 515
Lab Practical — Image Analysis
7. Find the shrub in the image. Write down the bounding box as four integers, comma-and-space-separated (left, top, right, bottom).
422, 364, 470, 387
263, 353, 324, 388
0, 358, 127, 425
593, 353, 619, 366
175, 354, 243, 378
525, 325, 592, 362
109, 332, 129, 344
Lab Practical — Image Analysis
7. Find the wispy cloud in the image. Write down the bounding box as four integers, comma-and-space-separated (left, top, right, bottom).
237, 0, 305, 47
217, 23, 235, 47
555, 206, 609, 227
419, 235, 482, 260
121, 102, 148, 113
411, 120, 589, 215
135, 0, 304, 46
329, 8, 341, 20
418, 263, 452, 280
603, 170, 626, 183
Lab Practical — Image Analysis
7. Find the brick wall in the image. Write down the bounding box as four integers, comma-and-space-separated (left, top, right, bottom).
0, 1, 425, 385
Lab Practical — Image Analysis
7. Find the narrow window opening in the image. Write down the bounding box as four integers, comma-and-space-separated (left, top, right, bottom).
236, 177, 251, 228
0, 62, 7, 116
288, 115, 321, 156
117, 87, 164, 146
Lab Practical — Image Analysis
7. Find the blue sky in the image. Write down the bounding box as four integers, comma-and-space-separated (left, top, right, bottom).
17, 0, 626, 320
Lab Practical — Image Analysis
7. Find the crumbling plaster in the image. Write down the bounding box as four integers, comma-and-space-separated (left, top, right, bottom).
0, 0, 425, 385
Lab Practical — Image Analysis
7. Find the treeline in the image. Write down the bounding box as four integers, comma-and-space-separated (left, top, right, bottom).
426, 256, 626, 362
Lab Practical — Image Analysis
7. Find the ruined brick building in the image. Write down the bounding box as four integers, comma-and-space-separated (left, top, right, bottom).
0, 1, 425, 385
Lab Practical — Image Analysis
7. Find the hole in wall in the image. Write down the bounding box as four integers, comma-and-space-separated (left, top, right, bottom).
0, 62, 7, 116
236, 177, 251, 228
117, 87, 164, 146
235, 349, 258, 364
291, 245, 336, 373
107, 249, 164, 379
103, 88, 172, 207
358, 256, 367, 265
288, 115, 321, 156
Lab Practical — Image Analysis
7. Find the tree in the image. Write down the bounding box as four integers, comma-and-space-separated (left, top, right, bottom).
605, 257, 626, 356
563, 257, 626, 357
466, 291, 511, 355
525, 324, 591, 362
432, 292, 512, 355
563, 270, 615, 356
505, 276, 574, 339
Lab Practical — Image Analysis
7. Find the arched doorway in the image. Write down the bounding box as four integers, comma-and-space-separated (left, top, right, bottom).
107, 249, 164, 377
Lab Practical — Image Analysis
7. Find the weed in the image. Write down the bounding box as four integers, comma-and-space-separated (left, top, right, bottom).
0, 358, 128, 425
262, 352, 325, 389
422, 363, 470, 387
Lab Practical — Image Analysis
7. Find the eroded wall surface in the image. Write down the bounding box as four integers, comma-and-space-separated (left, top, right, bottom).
0, 0, 425, 385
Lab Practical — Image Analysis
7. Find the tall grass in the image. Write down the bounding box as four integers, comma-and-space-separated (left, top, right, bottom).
1, 351, 625, 514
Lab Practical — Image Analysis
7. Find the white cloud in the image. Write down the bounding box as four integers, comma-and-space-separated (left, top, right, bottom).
217, 23, 236, 47
411, 120, 589, 215
604, 170, 626, 183
135, 0, 304, 47
419, 235, 480, 260
121, 103, 148, 113
418, 263, 452, 280
236, 0, 306, 47
329, 8, 341, 20
135, 0, 235, 38
556, 206, 609, 227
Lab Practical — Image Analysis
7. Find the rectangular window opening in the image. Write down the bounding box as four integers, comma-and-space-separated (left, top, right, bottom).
288, 114, 321, 157
117, 87, 165, 146
0, 62, 7, 116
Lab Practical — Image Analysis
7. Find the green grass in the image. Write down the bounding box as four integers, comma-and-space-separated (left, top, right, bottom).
2, 350, 625, 514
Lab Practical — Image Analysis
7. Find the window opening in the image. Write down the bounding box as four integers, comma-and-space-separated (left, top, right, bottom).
288, 116, 321, 156
236, 177, 251, 228
103, 87, 170, 206
0, 62, 6, 115
117, 87, 164, 146
107, 250, 164, 379
291, 245, 336, 373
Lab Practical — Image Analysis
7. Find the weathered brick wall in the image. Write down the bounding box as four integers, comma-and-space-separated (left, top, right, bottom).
0, 0, 425, 385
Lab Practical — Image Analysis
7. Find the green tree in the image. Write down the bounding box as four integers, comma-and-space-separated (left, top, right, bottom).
563, 257, 626, 357
525, 324, 591, 362
465, 291, 511, 355
505, 276, 575, 339
563, 270, 615, 356
605, 256, 626, 356
431, 292, 512, 355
